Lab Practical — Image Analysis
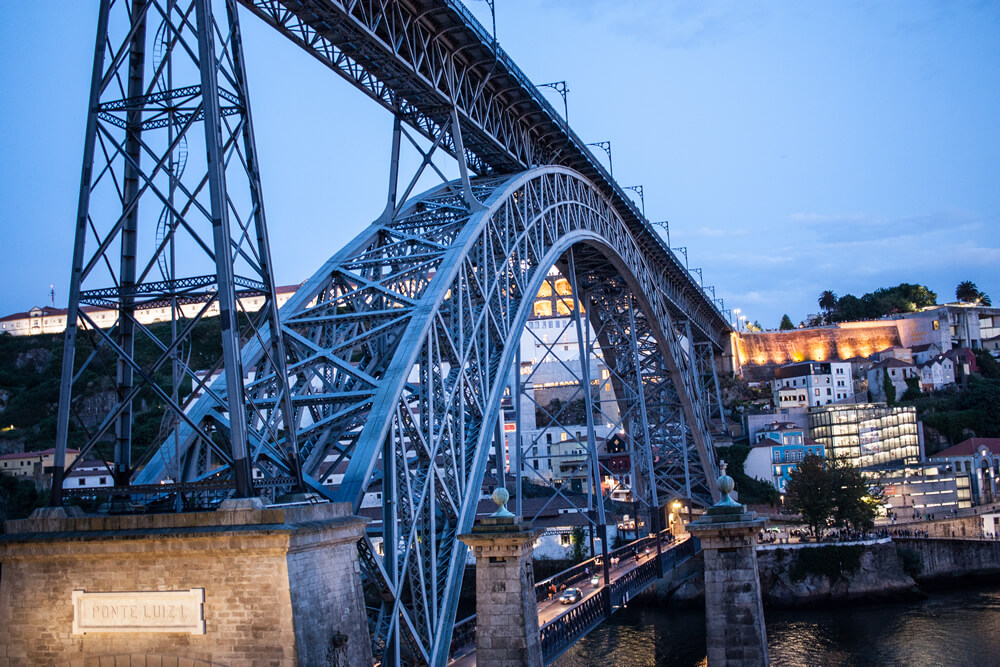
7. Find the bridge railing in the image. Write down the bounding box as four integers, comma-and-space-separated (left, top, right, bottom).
540, 587, 610, 664
534, 529, 682, 602
449, 613, 476, 659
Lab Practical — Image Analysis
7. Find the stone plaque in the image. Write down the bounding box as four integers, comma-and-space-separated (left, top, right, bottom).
72, 589, 206, 635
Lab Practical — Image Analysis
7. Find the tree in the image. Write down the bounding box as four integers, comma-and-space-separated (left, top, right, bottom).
746, 320, 763, 332
570, 526, 587, 563
785, 454, 834, 537
956, 281, 980, 303
973, 349, 1000, 380
828, 457, 882, 531
818, 290, 838, 321
900, 375, 922, 401
786, 455, 882, 536
779, 314, 795, 331
882, 370, 896, 406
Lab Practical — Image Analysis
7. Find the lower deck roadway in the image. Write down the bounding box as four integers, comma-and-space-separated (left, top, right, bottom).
450, 534, 692, 665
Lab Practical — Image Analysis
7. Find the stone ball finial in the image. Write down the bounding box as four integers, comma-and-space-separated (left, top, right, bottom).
490, 487, 514, 518
715, 459, 741, 508
717, 472, 735, 497
492, 487, 510, 508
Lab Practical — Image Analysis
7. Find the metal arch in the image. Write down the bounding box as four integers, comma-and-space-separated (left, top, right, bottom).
142, 165, 719, 663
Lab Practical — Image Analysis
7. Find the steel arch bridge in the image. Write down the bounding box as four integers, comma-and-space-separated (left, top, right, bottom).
52, 0, 735, 664
139, 165, 722, 663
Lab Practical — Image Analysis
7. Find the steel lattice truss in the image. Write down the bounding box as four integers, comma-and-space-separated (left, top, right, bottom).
142, 166, 719, 663
54, 0, 297, 498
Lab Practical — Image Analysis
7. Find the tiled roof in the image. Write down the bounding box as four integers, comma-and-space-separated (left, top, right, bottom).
871, 358, 914, 369
0, 448, 79, 460
931, 438, 1000, 459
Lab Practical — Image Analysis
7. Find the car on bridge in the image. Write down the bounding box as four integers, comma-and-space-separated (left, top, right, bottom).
559, 588, 583, 605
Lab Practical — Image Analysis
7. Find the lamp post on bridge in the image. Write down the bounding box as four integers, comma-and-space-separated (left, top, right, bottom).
623, 185, 645, 219
537, 81, 569, 134
652, 220, 670, 246
587, 141, 614, 179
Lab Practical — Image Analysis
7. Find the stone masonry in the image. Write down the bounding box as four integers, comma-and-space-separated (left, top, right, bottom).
687, 465, 769, 667
0, 502, 371, 666
459, 516, 543, 667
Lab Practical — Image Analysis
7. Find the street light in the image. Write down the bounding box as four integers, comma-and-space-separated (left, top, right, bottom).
733, 308, 741, 331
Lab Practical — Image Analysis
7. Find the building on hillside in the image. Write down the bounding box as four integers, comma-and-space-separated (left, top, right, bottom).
929, 438, 1000, 506
944, 347, 979, 385
983, 335, 1000, 358
0, 448, 79, 479
865, 462, 969, 518
771, 361, 854, 408
0, 286, 300, 337
874, 346, 913, 364
867, 358, 919, 401
917, 354, 956, 392
807, 403, 920, 469
62, 460, 115, 491
911, 343, 943, 364
736, 303, 1000, 371
744, 422, 825, 493
745, 411, 810, 444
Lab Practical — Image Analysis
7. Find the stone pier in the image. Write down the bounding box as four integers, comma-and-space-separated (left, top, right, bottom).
458, 490, 543, 667
0, 502, 371, 666
686, 465, 769, 667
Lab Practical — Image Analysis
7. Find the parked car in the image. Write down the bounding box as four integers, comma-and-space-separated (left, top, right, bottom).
559, 588, 582, 605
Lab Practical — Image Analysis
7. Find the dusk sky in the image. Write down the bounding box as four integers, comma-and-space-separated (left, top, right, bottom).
1, 1, 997, 329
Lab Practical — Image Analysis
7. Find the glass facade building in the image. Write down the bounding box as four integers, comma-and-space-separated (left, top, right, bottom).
808, 403, 920, 469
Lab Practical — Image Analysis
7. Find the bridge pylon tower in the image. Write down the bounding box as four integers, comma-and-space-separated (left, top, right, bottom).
51, 0, 299, 504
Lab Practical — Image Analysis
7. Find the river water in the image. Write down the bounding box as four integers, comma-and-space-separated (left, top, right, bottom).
556, 584, 1000, 666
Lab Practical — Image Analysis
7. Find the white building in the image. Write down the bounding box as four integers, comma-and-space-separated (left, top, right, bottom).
0, 286, 299, 337
62, 460, 115, 491
771, 361, 854, 408
867, 358, 919, 401
917, 355, 956, 392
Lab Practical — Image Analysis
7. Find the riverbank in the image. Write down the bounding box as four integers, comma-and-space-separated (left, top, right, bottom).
658, 536, 1000, 608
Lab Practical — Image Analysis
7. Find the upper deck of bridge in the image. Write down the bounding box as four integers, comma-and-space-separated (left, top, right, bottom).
244, 0, 733, 346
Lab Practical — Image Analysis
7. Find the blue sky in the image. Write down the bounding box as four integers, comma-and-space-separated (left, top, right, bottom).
1, 1, 997, 328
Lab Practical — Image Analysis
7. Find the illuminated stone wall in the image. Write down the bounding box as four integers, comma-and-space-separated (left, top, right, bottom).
737, 322, 903, 366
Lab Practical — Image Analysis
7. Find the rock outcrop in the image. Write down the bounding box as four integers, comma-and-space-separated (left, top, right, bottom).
757, 542, 920, 606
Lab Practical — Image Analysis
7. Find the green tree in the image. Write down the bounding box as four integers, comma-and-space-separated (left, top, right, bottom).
882, 370, 897, 406
0, 475, 42, 521
973, 349, 1000, 379
779, 314, 795, 331
570, 526, 587, 563
833, 294, 865, 322
901, 375, 922, 401
829, 457, 882, 531
818, 290, 838, 322
785, 454, 834, 537
956, 280, 981, 303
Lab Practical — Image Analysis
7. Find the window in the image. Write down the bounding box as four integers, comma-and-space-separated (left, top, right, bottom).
546, 434, 552, 445
78, 478, 86, 486
826, 388, 832, 395
814, 389, 820, 397
99, 477, 107, 485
